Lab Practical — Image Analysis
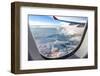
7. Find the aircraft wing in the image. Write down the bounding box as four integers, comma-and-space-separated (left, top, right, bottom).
53, 16, 88, 24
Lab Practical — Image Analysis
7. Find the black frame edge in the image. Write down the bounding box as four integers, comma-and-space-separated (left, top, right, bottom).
94, 7, 98, 69
11, 2, 16, 73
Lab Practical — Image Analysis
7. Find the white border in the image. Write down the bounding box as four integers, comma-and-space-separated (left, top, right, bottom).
20, 6, 95, 70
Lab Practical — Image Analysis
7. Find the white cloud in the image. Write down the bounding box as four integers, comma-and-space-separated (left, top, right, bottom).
29, 20, 50, 26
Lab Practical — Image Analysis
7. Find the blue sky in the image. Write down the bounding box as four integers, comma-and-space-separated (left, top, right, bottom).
29, 15, 88, 26
29, 15, 60, 26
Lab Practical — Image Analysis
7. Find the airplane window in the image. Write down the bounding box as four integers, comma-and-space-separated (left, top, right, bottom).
28, 15, 88, 60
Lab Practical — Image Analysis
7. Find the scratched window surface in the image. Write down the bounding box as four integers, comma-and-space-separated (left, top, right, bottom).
28, 15, 88, 60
